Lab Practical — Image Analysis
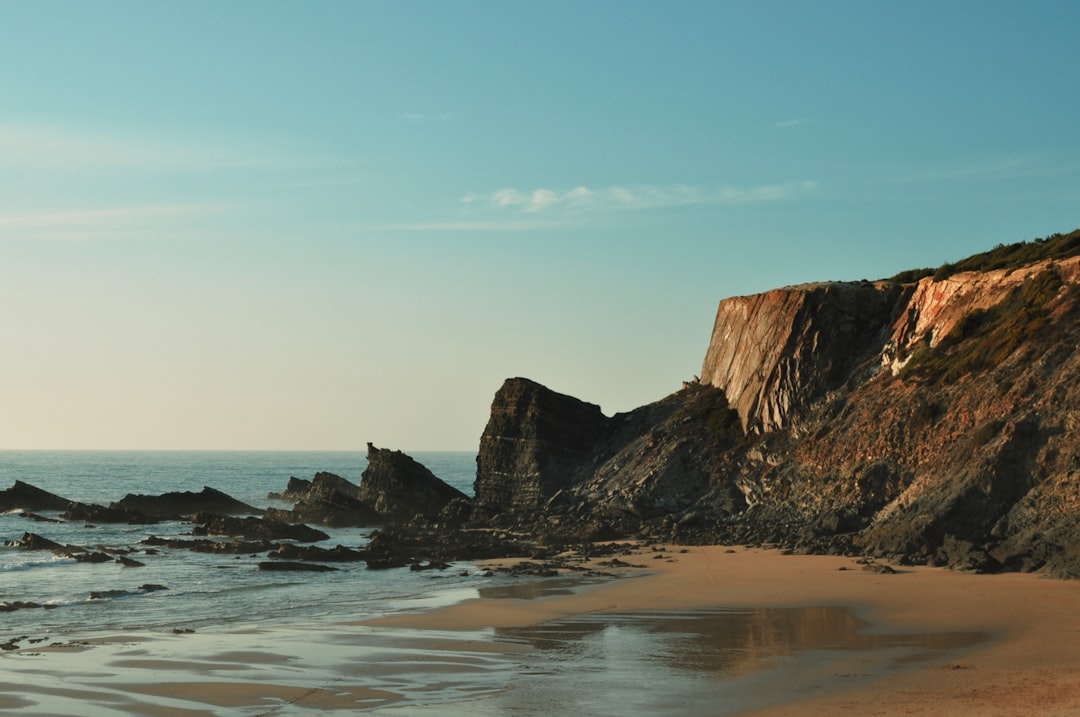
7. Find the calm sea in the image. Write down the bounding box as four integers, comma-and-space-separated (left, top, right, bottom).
0, 450, 480, 638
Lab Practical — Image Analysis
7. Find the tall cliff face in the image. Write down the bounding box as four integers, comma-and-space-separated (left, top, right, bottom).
699, 255, 1080, 435
469, 231, 1080, 576
699, 281, 906, 434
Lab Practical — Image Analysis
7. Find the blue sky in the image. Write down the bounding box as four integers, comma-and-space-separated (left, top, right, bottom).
2, 1, 1078, 450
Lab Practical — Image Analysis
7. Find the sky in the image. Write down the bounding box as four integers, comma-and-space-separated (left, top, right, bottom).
2, 1, 1078, 451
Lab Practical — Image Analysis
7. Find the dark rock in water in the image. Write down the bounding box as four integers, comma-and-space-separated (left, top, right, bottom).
13, 532, 67, 552
89, 590, 131, 600
142, 535, 276, 555
358, 444, 470, 521
191, 514, 329, 543
257, 561, 338, 572
74, 551, 113, 564
267, 544, 366, 562
268, 476, 314, 501
61, 502, 159, 525
361, 525, 537, 570
114, 487, 261, 519
117, 555, 145, 568
0, 601, 45, 613
268, 471, 382, 527
139, 584, 169, 592
269, 472, 361, 502
0, 481, 73, 512
18, 511, 63, 523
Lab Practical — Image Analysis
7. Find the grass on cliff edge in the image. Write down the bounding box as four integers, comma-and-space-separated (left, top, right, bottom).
887, 228, 1080, 284
900, 267, 1080, 385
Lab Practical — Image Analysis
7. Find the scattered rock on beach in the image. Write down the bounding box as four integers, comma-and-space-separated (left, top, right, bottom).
192, 514, 329, 543
257, 561, 338, 572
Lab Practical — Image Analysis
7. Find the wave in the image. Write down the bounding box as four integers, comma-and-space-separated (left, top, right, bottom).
0, 555, 77, 572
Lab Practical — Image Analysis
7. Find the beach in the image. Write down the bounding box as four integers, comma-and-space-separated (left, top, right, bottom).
4, 545, 1080, 716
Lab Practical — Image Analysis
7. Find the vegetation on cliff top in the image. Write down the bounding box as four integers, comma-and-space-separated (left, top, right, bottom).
901, 267, 1080, 385
887, 228, 1080, 284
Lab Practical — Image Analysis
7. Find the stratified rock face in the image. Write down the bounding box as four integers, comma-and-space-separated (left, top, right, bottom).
699, 281, 907, 434
884, 255, 1080, 373
358, 444, 468, 520
474, 378, 609, 512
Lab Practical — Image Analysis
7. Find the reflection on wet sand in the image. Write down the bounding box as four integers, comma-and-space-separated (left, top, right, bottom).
486, 607, 986, 716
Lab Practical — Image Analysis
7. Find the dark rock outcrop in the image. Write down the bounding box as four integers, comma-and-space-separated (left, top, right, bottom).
267, 544, 366, 562
0, 481, 73, 512
474, 378, 609, 513
266, 472, 382, 527
114, 487, 260, 519
461, 231, 1080, 577
191, 514, 329, 543
358, 444, 469, 521
258, 561, 338, 572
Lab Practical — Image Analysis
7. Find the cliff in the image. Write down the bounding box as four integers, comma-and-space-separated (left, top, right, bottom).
471, 229, 1080, 577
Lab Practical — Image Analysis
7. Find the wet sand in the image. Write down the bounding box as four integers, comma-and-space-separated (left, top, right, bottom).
375, 545, 1080, 716
3, 546, 1080, 715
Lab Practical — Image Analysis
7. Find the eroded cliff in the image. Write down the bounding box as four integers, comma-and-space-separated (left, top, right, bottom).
470, 230, 1080, 577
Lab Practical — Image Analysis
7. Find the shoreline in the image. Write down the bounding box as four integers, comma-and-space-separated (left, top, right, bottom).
3, 545, 1080, 715
372, 544, 1080, 716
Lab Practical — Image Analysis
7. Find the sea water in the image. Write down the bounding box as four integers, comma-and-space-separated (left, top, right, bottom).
0, 451, 480, 639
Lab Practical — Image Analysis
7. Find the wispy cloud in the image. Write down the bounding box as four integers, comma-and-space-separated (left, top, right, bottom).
0, 203, 230, 240
774, 118, 808, 129
374, 220, 551, 232
462, 182, 818, 214
0, 122, 326, 172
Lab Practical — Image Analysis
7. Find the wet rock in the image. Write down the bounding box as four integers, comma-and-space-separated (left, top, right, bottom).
0, 481, 73, 512
267, 544, 366, 562
191, 514, 329, 543
358, 444, 470, 521
18, 511, 63, 523
89, 590, 131, 600
257, 561, 338, 572
61, 502, 158, 525
267, 471, 383, 527
113, 487, 261, 519
0, 601, 44, 613
141, 535, 276, 555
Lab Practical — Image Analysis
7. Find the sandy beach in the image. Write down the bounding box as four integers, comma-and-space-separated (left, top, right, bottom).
4, 545, 1080, 715
375, 545, 1080, 716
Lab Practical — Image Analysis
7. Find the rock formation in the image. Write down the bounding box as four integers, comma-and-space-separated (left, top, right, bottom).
474, 378, 609, 512
267, 471, 381, 527
699, 281, 906, 434
358, 443, 469, 520
467, 230, 1080, 577
113, 487, 261, 519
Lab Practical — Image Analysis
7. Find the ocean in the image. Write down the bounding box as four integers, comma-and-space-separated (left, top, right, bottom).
0, 451, 987, 716
0, 450, 480, 638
